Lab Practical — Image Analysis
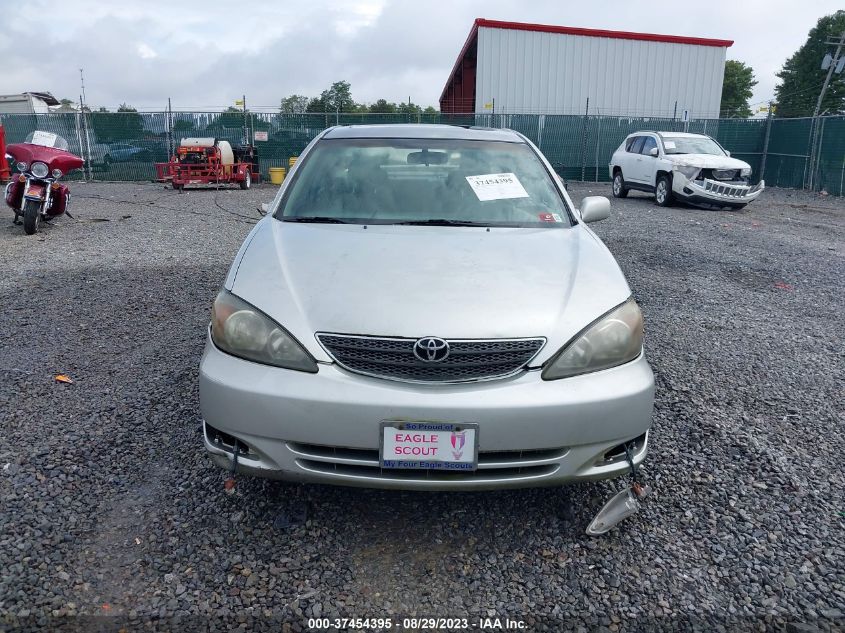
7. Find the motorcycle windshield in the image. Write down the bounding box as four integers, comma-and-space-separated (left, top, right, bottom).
25, 131, 69, 151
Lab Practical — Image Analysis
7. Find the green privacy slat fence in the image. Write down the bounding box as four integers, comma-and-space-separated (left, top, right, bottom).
2, 111, 843, 195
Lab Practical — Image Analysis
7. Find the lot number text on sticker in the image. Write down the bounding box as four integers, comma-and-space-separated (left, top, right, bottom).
465, 173, 530, 201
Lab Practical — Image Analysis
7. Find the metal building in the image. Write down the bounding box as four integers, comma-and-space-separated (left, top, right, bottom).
440, 19, 733, 118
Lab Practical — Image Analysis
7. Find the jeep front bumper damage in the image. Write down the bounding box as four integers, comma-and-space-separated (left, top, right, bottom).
673, 175, 765, 207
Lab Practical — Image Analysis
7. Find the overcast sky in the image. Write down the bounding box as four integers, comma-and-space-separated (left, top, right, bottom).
0, 0, 841, 112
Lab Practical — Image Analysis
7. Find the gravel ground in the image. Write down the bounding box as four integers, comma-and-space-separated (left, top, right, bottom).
0, 180, 843, 632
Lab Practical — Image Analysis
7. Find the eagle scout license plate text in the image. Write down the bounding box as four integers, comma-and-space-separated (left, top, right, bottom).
380, 422, 478, 470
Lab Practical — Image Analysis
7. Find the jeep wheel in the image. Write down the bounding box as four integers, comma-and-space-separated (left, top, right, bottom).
655, 174, 673, 207
612, 172, 629, 198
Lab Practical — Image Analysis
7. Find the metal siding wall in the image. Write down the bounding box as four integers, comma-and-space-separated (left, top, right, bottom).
477, 27, 726, 117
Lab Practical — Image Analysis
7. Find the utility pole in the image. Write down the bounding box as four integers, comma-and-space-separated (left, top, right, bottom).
79, 68, 87, 108
808, 29, 845, 189
812, 29, 845, 119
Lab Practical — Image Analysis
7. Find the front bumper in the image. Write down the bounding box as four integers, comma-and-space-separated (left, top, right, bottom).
199, 335, 655, 490
673, 175, 765, 207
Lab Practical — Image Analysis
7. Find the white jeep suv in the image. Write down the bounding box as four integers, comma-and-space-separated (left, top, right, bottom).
609, 132, 764, 209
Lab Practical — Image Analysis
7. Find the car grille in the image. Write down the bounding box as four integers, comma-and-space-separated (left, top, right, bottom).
316, 334, 545, 383
287, 442, 568, 483
700, 179, 753, 198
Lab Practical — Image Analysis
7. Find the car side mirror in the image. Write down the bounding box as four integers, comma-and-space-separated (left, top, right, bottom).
725, 150, 731, 157
580, 196, 610, 223
649, 147, 658, 157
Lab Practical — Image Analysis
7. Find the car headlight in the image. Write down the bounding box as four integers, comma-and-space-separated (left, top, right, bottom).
210, 290, 318, 372
541, 298, 643, 380
30, 162, 49, 178
51, 168, 63, 178
740, 167, 752, 177
672, 164, 700, 179
16, 161, 28, 173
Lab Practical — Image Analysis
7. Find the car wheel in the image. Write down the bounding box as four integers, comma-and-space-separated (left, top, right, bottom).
612, 172, 629, 198
655, 174, 673, 207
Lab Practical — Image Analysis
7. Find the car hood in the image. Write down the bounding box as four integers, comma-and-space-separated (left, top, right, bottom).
665, 153, 750, 170
228, 219, 632, 364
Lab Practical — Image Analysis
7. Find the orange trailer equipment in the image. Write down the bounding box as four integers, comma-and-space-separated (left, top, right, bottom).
155, 137, 259, 190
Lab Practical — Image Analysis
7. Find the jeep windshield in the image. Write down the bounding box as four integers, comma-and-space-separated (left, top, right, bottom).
662, 136, 726, 156
276, 138, 572, 227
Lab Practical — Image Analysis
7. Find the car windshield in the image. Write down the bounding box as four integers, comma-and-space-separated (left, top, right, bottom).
276, 138, 571, 227
662, 136, 725, 156
25, 131, 69, 151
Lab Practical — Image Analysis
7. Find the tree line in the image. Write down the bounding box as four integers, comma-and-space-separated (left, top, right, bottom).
280, 81, 438, 115
721, 10, 844, 118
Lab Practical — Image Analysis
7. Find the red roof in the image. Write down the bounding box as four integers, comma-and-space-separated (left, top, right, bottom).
475, 18, 734, 48
440, 18, 734, 105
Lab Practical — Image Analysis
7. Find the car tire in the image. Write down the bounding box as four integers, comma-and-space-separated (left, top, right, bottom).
655, 174, 673, 207
22, 199, 41, 235
612, 171, 629, 198
239, 170, 251, 190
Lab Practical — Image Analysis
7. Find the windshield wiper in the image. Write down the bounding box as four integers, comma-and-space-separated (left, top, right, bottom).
282, 216, 351, 224
394, 218, 488, 227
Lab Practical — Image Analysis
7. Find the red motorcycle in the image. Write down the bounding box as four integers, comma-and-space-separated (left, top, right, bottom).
4, 131, 83, 235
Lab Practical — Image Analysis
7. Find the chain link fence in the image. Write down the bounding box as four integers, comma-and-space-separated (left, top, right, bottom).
2, 111, 843, 195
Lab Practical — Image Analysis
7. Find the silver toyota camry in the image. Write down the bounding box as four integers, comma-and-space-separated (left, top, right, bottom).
199, 124, 654, 490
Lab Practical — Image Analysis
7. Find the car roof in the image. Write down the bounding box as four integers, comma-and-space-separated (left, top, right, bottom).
322, 124, 526, 142
626, 131, 710, 139
658, 132, 710, 138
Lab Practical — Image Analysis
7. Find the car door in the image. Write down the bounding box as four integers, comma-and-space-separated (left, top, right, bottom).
623, 136, 646, 183
634, 136, 659, 186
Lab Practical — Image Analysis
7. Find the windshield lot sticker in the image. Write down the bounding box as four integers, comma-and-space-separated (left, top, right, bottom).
31, 131, 59, 147
465, 173, 530, 201
539, 213, 563, 222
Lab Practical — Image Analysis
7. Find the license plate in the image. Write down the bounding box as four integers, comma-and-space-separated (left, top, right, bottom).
25, 184, 45, 199
380, 421, 478, 471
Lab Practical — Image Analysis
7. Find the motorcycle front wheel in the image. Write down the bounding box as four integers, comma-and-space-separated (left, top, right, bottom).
23, 199, 41, 235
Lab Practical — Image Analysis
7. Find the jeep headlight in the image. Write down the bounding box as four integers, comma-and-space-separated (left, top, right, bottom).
672, 164, 700, 179
542, 299, 643, 380
741, 167, 752, 177
210, 290, 318, 372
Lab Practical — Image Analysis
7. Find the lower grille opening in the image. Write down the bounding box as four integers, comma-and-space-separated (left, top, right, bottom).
287, 442, 568, 465
297, 459, 557, 481
600, 433, 647, 465
205, 422, 254, 459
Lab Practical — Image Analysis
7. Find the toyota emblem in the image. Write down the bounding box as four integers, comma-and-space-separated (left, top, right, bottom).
413, 337, 450, 363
